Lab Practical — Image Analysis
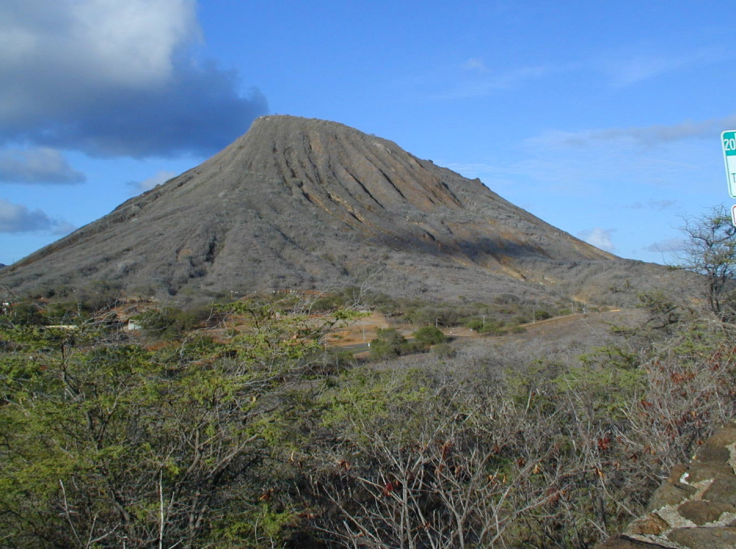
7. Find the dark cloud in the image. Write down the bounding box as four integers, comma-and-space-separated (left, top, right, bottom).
0, 148, 85, 183
2, 66, 268, 158
0, 61, 268, 158
0, 1, 268, 158
0, 198, 75, 234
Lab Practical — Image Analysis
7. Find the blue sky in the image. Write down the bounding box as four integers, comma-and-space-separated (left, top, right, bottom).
1, 0, 734, 266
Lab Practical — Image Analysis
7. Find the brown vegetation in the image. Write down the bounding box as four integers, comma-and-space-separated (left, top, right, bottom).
0, 116, 671, 308
1, 282, 735, 548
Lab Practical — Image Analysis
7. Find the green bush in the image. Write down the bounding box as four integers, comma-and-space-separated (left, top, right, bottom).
3, 302, 46, 326
534, 309, 552, 321
432, 342, 456, 358
413, 326, 446, 345
5, 288, 736, 548
369, 328, 406, 359
311, 348, 357, 375
466, 319, 484, 331
369, 328, 438, 359
466, 317, 506, 334
134, 306, 211, 340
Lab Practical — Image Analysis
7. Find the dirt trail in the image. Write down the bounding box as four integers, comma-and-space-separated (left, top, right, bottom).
327, 308, 631, 349
324, 312, 389, 347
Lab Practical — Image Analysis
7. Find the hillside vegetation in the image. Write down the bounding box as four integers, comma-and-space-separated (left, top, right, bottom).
2, 274, 735, 549
0, 116, 661, 306
0, 206, 733, 547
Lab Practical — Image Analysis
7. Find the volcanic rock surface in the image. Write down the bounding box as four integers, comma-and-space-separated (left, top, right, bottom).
0, 116, 663, 301
597, 423, 736, 549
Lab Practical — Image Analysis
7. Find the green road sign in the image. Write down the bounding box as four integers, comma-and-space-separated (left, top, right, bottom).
722, 130, 736, 198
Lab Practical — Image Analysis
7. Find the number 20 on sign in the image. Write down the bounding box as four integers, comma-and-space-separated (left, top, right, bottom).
721, 130, 736, 198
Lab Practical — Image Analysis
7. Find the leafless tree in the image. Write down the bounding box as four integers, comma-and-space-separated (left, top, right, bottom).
676, 205, 736, 319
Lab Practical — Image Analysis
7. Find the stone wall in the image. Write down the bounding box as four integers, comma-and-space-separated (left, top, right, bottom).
597, 422, 736, 549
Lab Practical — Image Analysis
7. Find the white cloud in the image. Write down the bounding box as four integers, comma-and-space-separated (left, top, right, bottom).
579, 227, 615, 252
512, 115, 736, 197
626, 200, 676, 211
128, 170, 176, 194
0, 148, 85, 184
0, 0, 198, 96
432, 64, 571, 100
0, 0, 267, 157
529, 114, 736, 150
510, 115, 729, 202
603, 50, 713, 87
442, 162, 503, 179
0, 198, 75, 234
69, 0, 200, 87
644, 238, 687, 253
455, 65, 553, 98
461, 57, 488, 73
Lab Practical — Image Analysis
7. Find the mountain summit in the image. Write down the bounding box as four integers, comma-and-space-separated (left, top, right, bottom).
0, 116, 650, 301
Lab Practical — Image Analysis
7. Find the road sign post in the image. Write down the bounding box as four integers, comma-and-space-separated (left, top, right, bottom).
721, 131, 736, 199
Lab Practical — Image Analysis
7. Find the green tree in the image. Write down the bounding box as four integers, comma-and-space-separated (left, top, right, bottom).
369, 328, 407, 359
413, 325, 446, 345
0, 297, 338, 548
133, 305, 211, 340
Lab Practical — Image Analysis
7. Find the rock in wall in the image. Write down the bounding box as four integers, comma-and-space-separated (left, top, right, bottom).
597, 422, 736, 549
